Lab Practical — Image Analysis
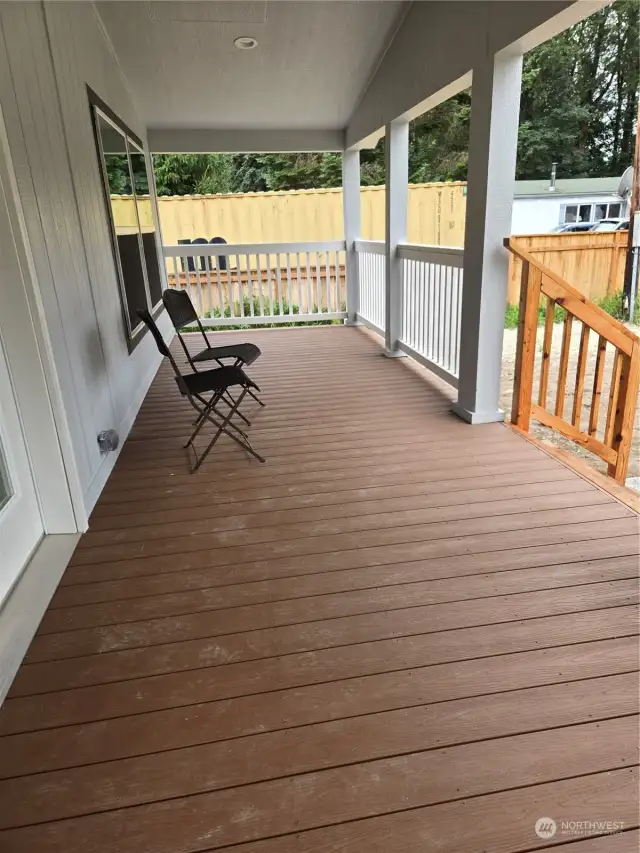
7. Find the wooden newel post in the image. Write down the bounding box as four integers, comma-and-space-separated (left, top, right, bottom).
610, 340, 640, 483
511, 259, 542, 431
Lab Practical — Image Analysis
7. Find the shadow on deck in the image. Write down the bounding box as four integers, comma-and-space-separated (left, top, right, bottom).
0, 325, 638, 851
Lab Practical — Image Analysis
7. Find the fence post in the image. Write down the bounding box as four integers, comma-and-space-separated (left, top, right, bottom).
384, 119, 409, 357
511, 260, 542, 431
342, 149, 361, 324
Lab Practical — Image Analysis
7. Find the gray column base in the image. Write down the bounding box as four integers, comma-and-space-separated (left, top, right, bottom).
451, 401, 505, 424
382, 348, 407, 359
344, 318, 364, 327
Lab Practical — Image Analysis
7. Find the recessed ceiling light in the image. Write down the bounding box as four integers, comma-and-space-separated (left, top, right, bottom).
234, 36, 258, 50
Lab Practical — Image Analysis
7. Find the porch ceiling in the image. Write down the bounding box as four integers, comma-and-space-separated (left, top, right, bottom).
94, 1, 406, 133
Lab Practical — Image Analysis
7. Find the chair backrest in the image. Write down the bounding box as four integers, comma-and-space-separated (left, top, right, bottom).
162, 289, 211, 361
136, 308, 182, 379
163, 289, 199, 330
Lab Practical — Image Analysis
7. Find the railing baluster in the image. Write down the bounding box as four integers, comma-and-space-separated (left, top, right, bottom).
604, 350, 623, 447
315, 252, 322, 313
275, 254, 284, 317
285, 253, 293, 314
203, 253, 214, 319
256, 253, 264, 317
538, 296, 555, 408
571, 324, 590, 428
295, 253, 303, 314
609, 342, 640, 482
245, 254, 254, 317
555, 312, 573, 418
588, 335, 607, 436
304, 252, 312, 314
214, 254, 224, 319
511, 261, 542, 431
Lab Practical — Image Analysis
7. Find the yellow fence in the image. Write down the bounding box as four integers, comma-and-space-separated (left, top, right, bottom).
111, 185, 627, 306
110, 182, 467, 248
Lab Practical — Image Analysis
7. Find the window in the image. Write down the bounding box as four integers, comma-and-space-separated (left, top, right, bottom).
594, 203, 607, 221
90, 90, 164, 347
563, 205, 578, 223
607, 202, 621, 219
578, 204, 592, 222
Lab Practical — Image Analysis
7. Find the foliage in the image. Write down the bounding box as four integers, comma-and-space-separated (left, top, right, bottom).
504, 290, 640, 329
154, 154, 234, 195
596, 291, 640, 324
504, 301, 566, 329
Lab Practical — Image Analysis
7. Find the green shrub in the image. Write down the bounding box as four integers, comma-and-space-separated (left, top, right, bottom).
505, 291, 639, 329
596, 291, 640, 324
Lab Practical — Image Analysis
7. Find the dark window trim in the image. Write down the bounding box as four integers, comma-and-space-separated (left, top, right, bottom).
87, 86, 143, 149
87, 86, 164, 353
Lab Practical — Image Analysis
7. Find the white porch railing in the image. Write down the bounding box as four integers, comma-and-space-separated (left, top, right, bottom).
355, 239, 385, 333
162, 241, 347, 325
354, 240, 464, 387
397, 243, 464, 386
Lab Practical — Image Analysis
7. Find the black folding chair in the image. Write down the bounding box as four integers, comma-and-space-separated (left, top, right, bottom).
162, 289, 264, 408
137, 309, 265, 471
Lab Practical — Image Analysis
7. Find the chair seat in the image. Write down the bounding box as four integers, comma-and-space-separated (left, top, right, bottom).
178, 365, 251, 396
191, 343, 261, 366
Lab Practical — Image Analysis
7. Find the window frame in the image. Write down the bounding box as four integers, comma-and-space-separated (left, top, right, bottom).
88, 87, 164, 352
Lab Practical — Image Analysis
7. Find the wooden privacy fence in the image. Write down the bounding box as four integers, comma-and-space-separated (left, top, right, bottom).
506, 237, 640, 483
507, 231, 627, 304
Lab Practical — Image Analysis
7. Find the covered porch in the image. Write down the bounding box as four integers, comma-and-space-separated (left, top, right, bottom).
0, 325, 637, 851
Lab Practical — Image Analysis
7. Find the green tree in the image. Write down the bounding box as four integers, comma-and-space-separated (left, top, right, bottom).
153, 154, 234, 195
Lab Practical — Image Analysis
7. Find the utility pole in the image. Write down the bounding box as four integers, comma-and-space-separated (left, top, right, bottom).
623, 100, 640, 317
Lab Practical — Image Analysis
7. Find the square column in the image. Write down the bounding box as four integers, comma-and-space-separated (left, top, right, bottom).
384, 119, 409, 356
452, 51, 523, 423
342, 149, 361, 324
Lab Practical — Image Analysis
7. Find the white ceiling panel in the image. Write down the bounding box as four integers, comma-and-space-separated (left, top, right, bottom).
95, 1, 406, 131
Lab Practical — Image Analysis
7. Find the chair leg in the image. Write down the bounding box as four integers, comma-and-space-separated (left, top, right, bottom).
191, 388, 265, 471
247, 387, 266, 407
222, 389, 251, 425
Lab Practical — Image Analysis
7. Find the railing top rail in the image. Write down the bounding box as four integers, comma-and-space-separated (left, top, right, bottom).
398, 242, 464, 266
505, 236, 639, 356
354, 239, 385, 254
163, 240, 346, 257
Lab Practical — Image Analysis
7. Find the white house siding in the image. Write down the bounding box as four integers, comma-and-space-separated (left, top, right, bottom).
511, 194, 625, 235
0, 2, 171, 516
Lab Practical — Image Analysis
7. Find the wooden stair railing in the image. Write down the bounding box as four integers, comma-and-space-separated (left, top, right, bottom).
505, 237, 640, 484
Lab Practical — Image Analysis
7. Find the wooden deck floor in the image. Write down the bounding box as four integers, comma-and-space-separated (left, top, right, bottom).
0, 325, 638, 852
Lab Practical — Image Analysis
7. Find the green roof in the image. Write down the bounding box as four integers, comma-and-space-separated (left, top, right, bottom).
514, 176, 622, 197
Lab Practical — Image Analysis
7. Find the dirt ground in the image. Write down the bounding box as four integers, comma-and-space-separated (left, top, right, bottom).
500, 322, 640, 486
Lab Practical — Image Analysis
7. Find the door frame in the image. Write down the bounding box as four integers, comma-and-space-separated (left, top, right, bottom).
0, 103, 85, 534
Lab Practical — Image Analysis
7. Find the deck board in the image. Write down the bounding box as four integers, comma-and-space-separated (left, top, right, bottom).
0, 325, 638, 851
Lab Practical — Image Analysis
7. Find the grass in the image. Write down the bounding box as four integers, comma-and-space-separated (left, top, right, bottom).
504, 291, 640, 330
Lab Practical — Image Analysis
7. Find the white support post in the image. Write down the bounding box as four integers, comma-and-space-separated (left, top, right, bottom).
384, 119, 409, 356
342, 149, 361, 324
452, 50, 523, 423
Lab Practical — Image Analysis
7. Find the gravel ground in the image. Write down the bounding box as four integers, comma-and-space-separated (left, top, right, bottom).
500, 322, 640, 484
